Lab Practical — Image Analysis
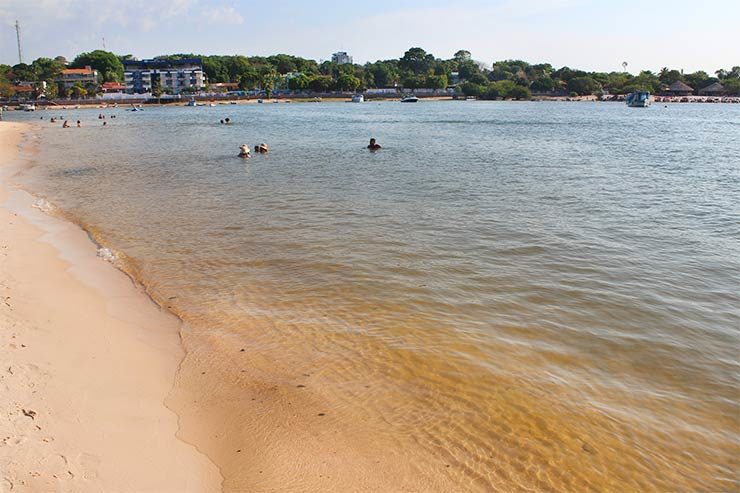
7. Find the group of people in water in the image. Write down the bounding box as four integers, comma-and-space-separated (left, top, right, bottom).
44, 112, 382, 155
239, 143, 270, 158
44, 115, 113, 128
237, 139, 381, 158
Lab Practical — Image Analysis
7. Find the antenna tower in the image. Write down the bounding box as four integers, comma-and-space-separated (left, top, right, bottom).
15, 20, 23, 64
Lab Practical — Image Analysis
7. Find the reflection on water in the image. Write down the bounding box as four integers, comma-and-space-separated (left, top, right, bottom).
12, 101, 740, 490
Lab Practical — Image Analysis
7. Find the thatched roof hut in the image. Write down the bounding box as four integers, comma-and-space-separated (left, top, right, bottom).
666, 80, 694, 96
699, 82, 725, 96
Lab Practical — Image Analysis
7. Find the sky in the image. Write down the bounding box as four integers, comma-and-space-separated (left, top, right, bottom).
0, 0, 738, 74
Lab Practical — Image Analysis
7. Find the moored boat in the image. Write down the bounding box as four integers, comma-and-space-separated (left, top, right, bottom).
400, 95, 419, 103
351, 94, 364, 103
626, 91, 651, 107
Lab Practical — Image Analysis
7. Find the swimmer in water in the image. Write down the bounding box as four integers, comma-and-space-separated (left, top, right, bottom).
254, 143, 269, 154
367, 138, 381, 150
238, 144, 251, 158
62, 120, 70, 128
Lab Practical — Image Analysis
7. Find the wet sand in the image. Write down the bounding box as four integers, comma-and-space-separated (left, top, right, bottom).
0, 121, 221, 492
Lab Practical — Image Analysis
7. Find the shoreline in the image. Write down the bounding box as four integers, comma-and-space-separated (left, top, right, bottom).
0, 121, 222, 492
0, 121, 457, 493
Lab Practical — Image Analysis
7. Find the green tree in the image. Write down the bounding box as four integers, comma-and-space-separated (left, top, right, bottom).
531, 76, 555, 93
453, 50, 472, 63
335, 73, 361, 91
308, 75, 333, 92
31, 57, 64, 81
402, 74, 426, 89
459, 60, 483, 81
658, 69, 683, 85
721, 78, 740, 95
493, 80, 518, 98
288, 73, 310, 91
366, 61, 399, 87
202, 56, 229, 83
70, 50, 124, 82
10, 63, 35, 81
459, 82, 485, 97
259, 67, 279, 97
71, 83, 87, 98
399, 47, 435, 75
567, 76, 601, 95
508, 85, 532, 100
426, 74, 448, 89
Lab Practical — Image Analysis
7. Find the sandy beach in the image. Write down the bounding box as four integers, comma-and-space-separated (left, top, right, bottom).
0, 121, 221, 492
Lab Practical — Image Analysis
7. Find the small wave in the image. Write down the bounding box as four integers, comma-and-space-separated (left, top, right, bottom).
61, 166, 98, 177
97, 247, 117, 263
31, 198, 56, 213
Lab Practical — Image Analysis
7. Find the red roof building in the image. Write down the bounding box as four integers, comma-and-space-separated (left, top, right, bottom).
56, 66, 98, 89
101, 81, 126, 92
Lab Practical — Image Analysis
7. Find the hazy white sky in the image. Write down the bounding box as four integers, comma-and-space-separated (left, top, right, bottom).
1, 0, 738, 74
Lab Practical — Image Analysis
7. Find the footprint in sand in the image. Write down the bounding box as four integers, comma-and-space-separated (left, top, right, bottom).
78, 453, 100, 480
1, 435, 28, 446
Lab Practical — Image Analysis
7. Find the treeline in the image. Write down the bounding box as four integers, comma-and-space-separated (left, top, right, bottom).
2, 47, 739, 99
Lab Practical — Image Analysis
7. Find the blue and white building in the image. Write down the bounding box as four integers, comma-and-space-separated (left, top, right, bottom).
123, 58, 205, 94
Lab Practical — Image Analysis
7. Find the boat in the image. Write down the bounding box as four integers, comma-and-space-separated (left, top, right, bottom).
19, 103, 36, 111
351, 94, 364, 103
400, 95, 419, 103
626, 91, 651, 107
186, 98, 198, 107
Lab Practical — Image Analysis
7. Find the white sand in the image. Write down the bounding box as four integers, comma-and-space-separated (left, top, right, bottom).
0, 121, 222, 492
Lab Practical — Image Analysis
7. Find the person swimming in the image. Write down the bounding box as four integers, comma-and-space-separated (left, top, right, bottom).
76, 120, 81, 127
367, 138, 381, 150
254, 143, 269, 154
238, 144, 251, 158
62, 120, 70, 128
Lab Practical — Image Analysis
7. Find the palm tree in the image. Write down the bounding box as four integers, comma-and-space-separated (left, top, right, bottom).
715, 69, 728, 80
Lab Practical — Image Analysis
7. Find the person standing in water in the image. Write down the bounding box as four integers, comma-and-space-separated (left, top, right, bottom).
367, 138, 381, 150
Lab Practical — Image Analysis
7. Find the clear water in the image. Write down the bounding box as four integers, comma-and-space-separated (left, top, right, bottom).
9, 101, 740, 490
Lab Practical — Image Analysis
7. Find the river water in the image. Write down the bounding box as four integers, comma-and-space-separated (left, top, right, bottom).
9, 101, 740, 491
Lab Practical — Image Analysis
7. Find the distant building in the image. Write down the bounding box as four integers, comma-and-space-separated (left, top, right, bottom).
56, 66, 98, 89
210, 82, 239, 92
665, 80, 694, 96
123, 58, 205, 94
331, 51, 353, 65
11, 84, 34, 100
698, 82, 725, 96
101, 82, 126, 93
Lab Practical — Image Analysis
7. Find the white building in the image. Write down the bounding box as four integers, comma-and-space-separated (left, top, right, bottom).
56, 66, 98, 90
123, 58, 205, 94
331, 51, 353, 65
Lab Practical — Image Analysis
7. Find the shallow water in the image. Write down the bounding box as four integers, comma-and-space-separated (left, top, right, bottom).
10, 101, 740, 490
